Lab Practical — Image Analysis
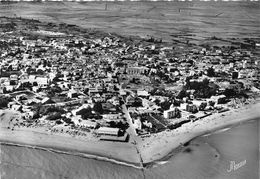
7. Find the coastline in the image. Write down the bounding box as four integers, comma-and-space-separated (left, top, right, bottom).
0, 142, 142, 169
1, 102, 260, 168
0, 126, 142, 167
138, 102, 260, 164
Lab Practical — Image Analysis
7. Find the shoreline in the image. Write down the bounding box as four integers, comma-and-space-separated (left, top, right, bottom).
1, 103, 260, 168
0, 141, 142, 169
139, 102, 260, 164
0, 126, 142, 167
143, 115, 260, 167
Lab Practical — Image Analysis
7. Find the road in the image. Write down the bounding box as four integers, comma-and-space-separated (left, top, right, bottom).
122, 104, 137, 137
120, 90, 144, 167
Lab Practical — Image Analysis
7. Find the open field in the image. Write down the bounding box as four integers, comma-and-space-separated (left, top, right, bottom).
0, 1, 259, 42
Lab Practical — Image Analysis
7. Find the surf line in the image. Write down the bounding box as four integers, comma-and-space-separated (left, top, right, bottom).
0, 141, 144, 169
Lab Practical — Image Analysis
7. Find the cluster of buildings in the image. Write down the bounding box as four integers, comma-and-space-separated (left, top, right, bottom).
0, 17, 259, 140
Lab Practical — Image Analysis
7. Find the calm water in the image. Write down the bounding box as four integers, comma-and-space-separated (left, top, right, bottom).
145, 119, 259, 179
1, 119, 259, 179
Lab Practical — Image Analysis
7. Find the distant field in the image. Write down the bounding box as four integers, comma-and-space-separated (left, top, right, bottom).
0, 1, 259, 42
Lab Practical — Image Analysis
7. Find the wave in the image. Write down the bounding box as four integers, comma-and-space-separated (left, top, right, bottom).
202, 133, 212, 137
154, 161, 169, 167
202, 127, 234, 137
0, 142, 143, 170
157, 161, 169, 165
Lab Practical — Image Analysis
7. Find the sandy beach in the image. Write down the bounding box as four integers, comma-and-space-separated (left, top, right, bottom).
0, 111, 142, 167
138, 102, 260, 164
1, 102, 260, 167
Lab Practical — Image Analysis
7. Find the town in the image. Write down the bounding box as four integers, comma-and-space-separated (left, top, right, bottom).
0, 16, 260, 143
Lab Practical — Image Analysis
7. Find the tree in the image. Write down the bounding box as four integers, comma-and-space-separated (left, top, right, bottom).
154, 99, 160, 105
47, 86, 62, 97
173, 99, 181, 106
76, 107, 92, 118
177, 89, 187, 99
199, 102, 207, 111
0, 96, 11, 109
208, 101, 215, 107
202, 78, 210, 87
52, 76, 61, 83
207, 67, 215, 77
32, 82, 38, 86
108, 121, 129, 131
113, 85, 119, 91
83, 88, 89, 95
45, 112, 61, 121
7, 65, 12, 71
224, 88, 237, 98
160, 100, 171, 110
93, 102, 104, 114
37, 105, 65, 116
36, 69, 44, 75
2, 87, 7, 94
21, 82, 32, 89
232, 72, 238, 79
63, 117, 73, 124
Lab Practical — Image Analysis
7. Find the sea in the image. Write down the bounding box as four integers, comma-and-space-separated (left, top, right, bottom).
0, 1, 260, 179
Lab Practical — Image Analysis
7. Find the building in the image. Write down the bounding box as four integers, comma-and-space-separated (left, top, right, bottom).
180, 103, 188, 110
137, 90, 150, 97
35, 77, 49, 88
68, 89, 78, 98
41, 97, 54, 105
163, 108, 181, 119
75, 120, 97, 129
10, 74, 18, 84
95, 127, 120, 136
133, 118, 142, 130
125, 95, 142, 107
102, 114, 121, 122
126, 66, 149, 75
186, 104, 198, 113
210, 95, 226, 104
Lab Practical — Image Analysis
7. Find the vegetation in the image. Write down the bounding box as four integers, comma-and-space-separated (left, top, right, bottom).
45, 112, 62, 121
93, 102, 104, 114
47, 86, 62, 97
159, 100, 171, 110
108, 121, 129, 130
33, 105, 66, 118
0, 96, 11, 109
185, 78, 218, 99
207, 67, 215, 77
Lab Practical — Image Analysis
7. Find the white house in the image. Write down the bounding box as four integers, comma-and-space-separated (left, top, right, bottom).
36, 77, 48, 88
180, 103, 188, 110
102, 114, 121, 122
163, 108, 181, 119
137, 90, 149, 97
74, 120, 97, 129
133, 118, 142, 130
